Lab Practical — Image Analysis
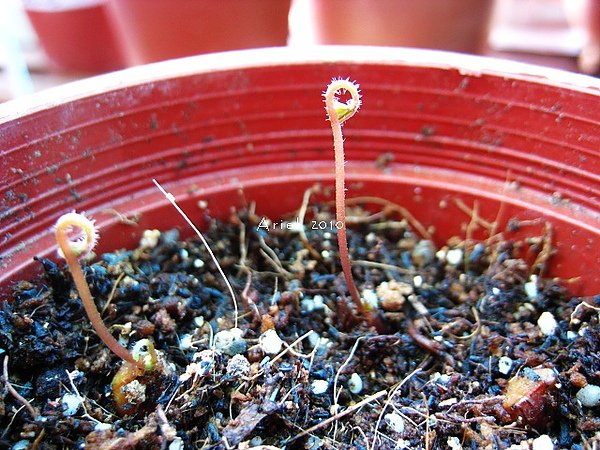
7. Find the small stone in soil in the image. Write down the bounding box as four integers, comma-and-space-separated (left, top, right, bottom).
532, 434, 555, 450
384, 412, 405, 434
310, 379, 329, 395
259, 329, 283, 355
537, 311, 558, 336
226, 354, 251, 378
214, 328, 246, 355
498, 356, 514, 375
576, 384, 600, 407
445, 248, 463, 265
347, 372, 363, 394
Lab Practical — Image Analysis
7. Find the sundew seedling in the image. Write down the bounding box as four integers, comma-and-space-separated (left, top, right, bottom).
324, 78, 365, 313
54, 212, 143, 370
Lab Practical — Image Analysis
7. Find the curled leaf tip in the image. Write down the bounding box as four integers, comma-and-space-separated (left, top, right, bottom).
55, 211, 99, 260
324, 78, 361, 124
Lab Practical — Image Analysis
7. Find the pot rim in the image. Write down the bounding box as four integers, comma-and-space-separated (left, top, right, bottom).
1, 44, 599, 296
1, 45, 599, 122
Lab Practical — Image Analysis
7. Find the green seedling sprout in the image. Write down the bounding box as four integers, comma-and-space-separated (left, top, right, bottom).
55, 212, 144, 370
111, 338, 159, 415
324, 78, 365, 314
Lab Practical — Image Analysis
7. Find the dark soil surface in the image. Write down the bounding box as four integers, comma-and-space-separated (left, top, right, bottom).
1, 196, 599, 449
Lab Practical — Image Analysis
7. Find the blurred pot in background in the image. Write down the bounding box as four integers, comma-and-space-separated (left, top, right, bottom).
304, 0, 495, 54
24, 0, 126, 73
562, 0, 600, 74
106, 0, 292, 65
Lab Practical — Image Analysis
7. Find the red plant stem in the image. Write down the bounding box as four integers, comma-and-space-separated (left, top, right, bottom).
325, 80, 364, 313
3, 356, 38, 419
55, 216, 143, 370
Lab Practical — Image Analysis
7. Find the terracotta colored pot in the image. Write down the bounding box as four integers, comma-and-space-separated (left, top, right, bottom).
105, 0, 291, 65
0, 47, 599, 297
305, 0, 495, 53
24, 0, 127, 73
562, 0, 600, 74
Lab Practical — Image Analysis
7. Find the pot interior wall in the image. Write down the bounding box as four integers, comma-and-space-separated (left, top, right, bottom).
1, 51, 599, 296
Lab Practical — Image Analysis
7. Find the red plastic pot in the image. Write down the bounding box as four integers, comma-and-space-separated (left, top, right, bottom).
24, 0, 127, 73
105, 0, 291, 65
1, 47, 599, 297
305, 0, 495, 54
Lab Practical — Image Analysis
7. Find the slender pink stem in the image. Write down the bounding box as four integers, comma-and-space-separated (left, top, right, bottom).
55, 213, 143, 370
324, 79, 364, 313
3, 356, 38, 419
